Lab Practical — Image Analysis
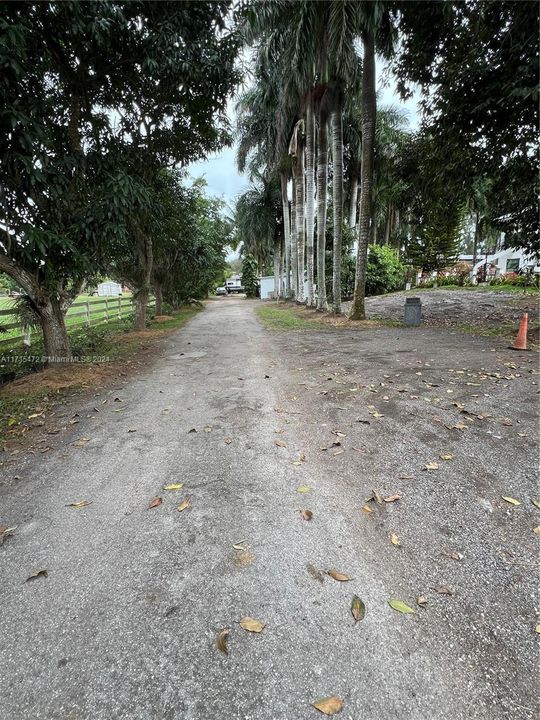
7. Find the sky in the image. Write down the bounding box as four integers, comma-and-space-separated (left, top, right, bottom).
187, 74, 421, 208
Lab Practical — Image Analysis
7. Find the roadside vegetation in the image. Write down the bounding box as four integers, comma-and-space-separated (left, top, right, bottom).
0, 304, 202, 445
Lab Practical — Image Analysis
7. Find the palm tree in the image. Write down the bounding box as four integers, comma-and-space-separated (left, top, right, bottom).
350, 4, 395, 319
316, 102, 329, 311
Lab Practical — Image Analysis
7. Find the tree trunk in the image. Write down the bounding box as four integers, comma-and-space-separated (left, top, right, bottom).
290, 181, 298, 299
331, 107, 343, 315
317, 112, 329, 311
350, 30, 376, 320
295, 142, 306, 303
134, 289, 149, 330
133, 231, 153, 330
280, 172, 291, 298
384, 203, 391, 245
305, 95, 315, 306
154, 282, 163, 316
472, 211, 480, 271
38, 299, 72, 361
348, 162, 360, 228
273, 237, 281, 298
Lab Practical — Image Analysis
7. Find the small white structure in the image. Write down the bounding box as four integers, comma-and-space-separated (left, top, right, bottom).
97, 281, 122, 296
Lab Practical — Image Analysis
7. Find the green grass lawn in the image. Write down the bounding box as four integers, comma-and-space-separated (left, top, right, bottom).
256, 304, 328, 330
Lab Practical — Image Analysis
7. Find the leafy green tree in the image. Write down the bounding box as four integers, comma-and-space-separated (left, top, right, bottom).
241, 254, 259, 298
0, 1, 238, 357
394, 0, 538, 253
365, 245, 405, 295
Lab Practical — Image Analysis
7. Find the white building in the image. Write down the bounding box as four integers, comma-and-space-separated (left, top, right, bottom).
97, 281, 122, 296
225, 274, 244, 293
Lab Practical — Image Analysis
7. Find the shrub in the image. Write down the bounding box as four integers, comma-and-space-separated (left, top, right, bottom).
365, 245, 405, 296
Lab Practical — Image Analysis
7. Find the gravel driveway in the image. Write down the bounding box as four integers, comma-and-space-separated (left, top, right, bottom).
0, 296, 538, 719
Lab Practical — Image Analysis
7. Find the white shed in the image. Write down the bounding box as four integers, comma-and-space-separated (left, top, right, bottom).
97, 281, 122, 296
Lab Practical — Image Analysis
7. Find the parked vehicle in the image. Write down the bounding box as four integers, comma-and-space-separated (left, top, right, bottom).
215, 286, 228, 296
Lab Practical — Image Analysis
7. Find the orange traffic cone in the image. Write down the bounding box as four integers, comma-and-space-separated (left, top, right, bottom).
509, 313, 529, 351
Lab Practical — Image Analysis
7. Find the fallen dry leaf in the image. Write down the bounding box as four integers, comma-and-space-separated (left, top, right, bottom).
299, 509, 313, 521
313, 695, 343, 716
224, 437, 233, 445
435, 585, 454, 596
0, 525, 16, 545
417, 595, 428, 608
148, 497, 163, 509
536, 625, 540, 634
296, 485, 311, 494
439, 454, 453, 461
446, 422, 467, 431
531, 499, 540, 509
400, 474, 415, 480
216, 628, 230, 654
66, 500, 92, 509
203, 426, 212, 433
327, 569, 352, 582
502, 496, 521, 506
239, 616, 265, 633
275, 440, 287, 448
384, 494, 401, 503
361, 504, 373, 514
388, 599, 415, 614
424, 462, 439, 471
533, 526, 540, 536
177, 498, 191, 513
446, 551, 464, 561
351, 595, 366, 623
26, 569, 48, 582
188, 428, 197, 433
391, 533, 401, 547
372, 489, 383, 505
72, 437, 90, 447
163, 483, 183, 491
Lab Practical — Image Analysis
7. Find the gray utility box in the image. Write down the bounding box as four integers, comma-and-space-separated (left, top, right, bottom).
404, 297, 422, 326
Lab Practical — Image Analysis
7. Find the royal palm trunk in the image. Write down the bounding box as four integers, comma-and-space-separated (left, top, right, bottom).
295, 143, 306, 303
331, 108, 343, 314
280, 171, 291, 297
305, 96, 315, 306
316, 113, 329, 311
351, 30, 376, 320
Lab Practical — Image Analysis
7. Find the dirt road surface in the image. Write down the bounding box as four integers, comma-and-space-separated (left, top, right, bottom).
1, 296, 538, 719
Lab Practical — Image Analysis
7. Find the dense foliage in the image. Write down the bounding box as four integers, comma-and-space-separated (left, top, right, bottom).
0, 1, 238, 356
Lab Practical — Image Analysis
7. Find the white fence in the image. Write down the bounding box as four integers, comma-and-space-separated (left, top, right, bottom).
0, 296, 153, 348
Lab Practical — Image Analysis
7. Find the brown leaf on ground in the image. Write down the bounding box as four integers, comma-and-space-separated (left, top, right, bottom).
148, 497, 163, 509
331, 430, 346, 437
216, 628, 230, 654
361, 504, 373, 514
224, 437, 233, 444
417, 595, 428, 608
384, 494, 401, 503
0, 526, 16, 545
435, 585, 454, 596
400, 474, 415, 480
446, 423, 467, 431
72, 437, 90, 447
372, 489, 383, 505
439, 454, 453, 461
66, 500, 92, 509
299, 509, 313, 521
532, 499, 540, 509
445, 551, 464, 561
533, 526, 540, 536
275, 440, 287, 448
26, 569, 48, 582
391, 533, 401, 547
177, 498, 191, 513
188, 428, 197, 433
313, 696, 343, 716
327, 569, 352, 582
239, 616, 265, 633
424, 462, 439, 471
351, 595, 366, 623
